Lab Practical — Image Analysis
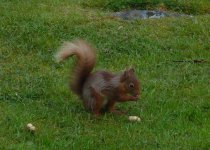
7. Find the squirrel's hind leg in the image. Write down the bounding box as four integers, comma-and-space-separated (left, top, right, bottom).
89, 87, 104, 116
106, 100, 127, 115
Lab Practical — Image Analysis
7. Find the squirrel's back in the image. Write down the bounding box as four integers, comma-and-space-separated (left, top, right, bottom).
55, 40, 96, 97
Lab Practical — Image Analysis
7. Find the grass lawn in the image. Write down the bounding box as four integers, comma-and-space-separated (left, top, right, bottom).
0, 0, 210, 149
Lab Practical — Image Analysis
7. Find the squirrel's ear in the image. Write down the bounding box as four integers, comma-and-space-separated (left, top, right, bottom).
129, 68, 135, 73
126, 66, 134, 73
120, 70, 129, 82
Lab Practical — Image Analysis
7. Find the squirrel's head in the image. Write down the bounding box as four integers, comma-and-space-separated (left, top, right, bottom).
120, 68, 140, 98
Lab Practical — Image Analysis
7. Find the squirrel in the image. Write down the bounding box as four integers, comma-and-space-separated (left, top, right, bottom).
55, 40, 140, 116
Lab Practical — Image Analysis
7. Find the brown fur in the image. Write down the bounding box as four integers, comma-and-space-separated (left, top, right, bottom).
101, 71, 115, 81
55, 40, 96, 97
55, 39, 141, 116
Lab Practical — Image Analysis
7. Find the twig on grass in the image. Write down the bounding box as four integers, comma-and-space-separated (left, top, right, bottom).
172, 59, 208, 63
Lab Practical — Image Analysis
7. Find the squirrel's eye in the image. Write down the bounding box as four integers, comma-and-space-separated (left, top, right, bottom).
129, 83, 134, 88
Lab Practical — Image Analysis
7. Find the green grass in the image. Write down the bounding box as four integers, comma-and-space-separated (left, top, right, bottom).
0, 0, 210, 149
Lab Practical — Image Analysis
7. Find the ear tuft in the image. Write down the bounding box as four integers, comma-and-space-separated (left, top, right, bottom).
129, 68, 134, 73
120, 70, 129, 82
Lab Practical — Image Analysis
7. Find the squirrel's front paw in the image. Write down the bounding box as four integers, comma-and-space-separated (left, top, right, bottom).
131, 95, 139, 101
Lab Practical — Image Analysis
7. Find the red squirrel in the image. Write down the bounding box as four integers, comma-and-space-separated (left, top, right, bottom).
55, 40, 140, 116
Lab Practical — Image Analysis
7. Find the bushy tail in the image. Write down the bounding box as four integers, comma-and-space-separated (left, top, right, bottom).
55, 40, 96, 97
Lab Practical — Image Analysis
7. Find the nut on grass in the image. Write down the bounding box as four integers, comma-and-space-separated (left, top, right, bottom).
26, 123, 36, 133
128, 116, 141, 122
